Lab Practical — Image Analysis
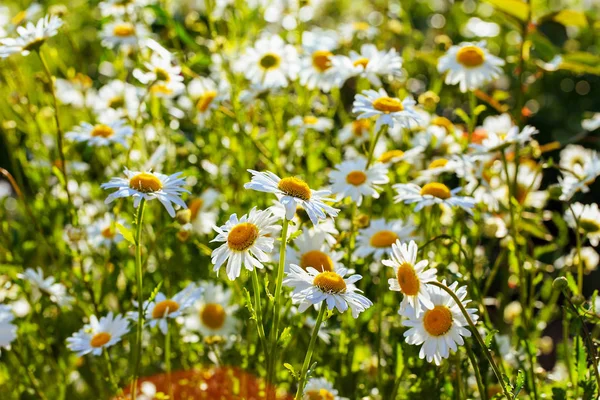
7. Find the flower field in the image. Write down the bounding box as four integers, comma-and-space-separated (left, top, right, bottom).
0, 0, 599, 399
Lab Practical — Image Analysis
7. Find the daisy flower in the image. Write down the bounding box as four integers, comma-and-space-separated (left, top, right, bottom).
0, 305, 17, 353
503, 163, 547, 209
182, 282, 238, 340
559, 151, 600, 201
560, 144, 594, 177
93, 79, 141, 118
66, 312, 129, 356
328, 158, 389, 206
338, 119, 372, 146
86, 214, 125, 248
378, 147, 425, 166
180, 77, 229, 127
382, 240, 437, 316
470, 125, 538, 153
355, 218, 416, 261
65, 117, 133, 147
138, 284, 203, 335
394, 182, 476, 214
303, 377, 348, 400
18, 267, 73, 307
211, 208, 280, 280
289, 115, 334, 134
234, 34, 299, 89
564, 203, 600, 246
244, 170, 339, 225
352, 89, 420, 131
339, 21, 379, 42
298, 29, 340, 92
284, 264, 372, 318
555, 247, 599, 274
332, 44, 402, 87
100, 21, 148, 49
0, 14, 63, 58
101, 169, 189, 218
582, 113, 600, 131
402, 280, 479, 365
287, 230, 344, 273
437, 41, 505, 92
188, 189, 220, 235
133, 51, 183, 88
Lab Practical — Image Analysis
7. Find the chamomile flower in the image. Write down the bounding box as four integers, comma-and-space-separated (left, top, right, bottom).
555, 247, 599, 274
284, 265, 373, 318
289, 115, 334, 134
211, 208, 280, 280
0, 14, 63, 58
235, 34, 299, 89
402, 280, 479, 365
560, 145, 594, 177
133, 51, 183, 87
332, 44, 402, 87
101, 169, 189, 218
0, 305, 17, 353
355, 218, 417, 261
101, 21, 148, 49
471, 125, 538, 153
188, 189, 220, 235
378, 147, 425, 166
139, 284, 203, 335
65, 117, 133, 147
582, 113, 600, 131
352, 89, 420, 131
328, 158, 389, 206
94, 80, 141, 118
559, 152, 600, 201
86, 214, 125, 248
339, 21, 379, 42
183, 282, 238, 339
181, 77, 229, 127
564, 203, 600, 246
437, 41, 505, 92
18, 267, 73, 307
303, 377, 348, 400
299, 29, 340, 92
394, 182, 476, 214
338, 119, 372, 146
244, 170, 339, 225
383, 240, 437, 316
66, 312, 129, 356
287, 230, 344, 273
505, 163, 547, 209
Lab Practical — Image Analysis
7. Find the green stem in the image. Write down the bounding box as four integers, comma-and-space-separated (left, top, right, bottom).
366, 125, 386, 168
294, 305, 326, 400
165, 320, 173, 400
568, 205, 584, 293
376, 265, 386, 389
251, 268, 269, 360
467, 91, 477, 146
12, 345, 48, 400
103, 350, 119, 395
465, 342, 487, 400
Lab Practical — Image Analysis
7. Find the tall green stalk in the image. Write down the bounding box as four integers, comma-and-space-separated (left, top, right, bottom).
131, 199, 147, 399
294, 305, 326, 400
252, 268, 269, 359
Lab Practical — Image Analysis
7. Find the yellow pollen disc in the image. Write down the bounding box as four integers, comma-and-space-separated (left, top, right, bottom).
200, 303, 226, 330
379, 150, 404, 163
129, 172, 163, 193
152, 299, 180, 319
188, 198, 204, 221
423, 305, 453, 336
580, 219, 600, 233
89, 332, 111, 348
227, 223, 259, 251
353, 22, 370, 31
155, 67, 170, 82
150, 84, 173, 95
306, 389, 335, 400
420, 182, 451, 199
300, 250, 334, 272
91, 124, 114, 138
456, 46, 485, 68
312, 50, 333, 72
515, 184, 528, 205
108, 96, 124, 109
370, 230, 398, 248
431, 116, 453, 131
313, 271, 347, 294
352, 119, 371, 136
428, 158, 448, 169
346, 170, 367, 186
259, 53, 281, 70
196, 91, 217, 112
353, 57, 369, 68
372, 97, 404, 113
113, 23, 136, 37
396, 262, 420, 296
303, 116, 319, 125
101, 227, 115, 239
278, 177, 312, 201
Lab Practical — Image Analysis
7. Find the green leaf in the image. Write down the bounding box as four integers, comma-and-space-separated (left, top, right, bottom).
395, 343, 404, 378
560, 52, 600, 75
552, 387, 567, 400
52, 166, 66, 188
283, 363, 297, 379
514, 370, 525, 396
454, 108, 471, 125
483, 0, 530, 22
553, 10, 588, 27
116, 223, 135, 245
473, 104, 487, 117
485, 329, 499, 348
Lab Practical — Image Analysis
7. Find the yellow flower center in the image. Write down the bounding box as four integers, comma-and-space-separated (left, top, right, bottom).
372, 97, 404, 113
420, 182, 451, 199
11, 10, 26, 25
580, 218, 600, 233
89, 332, 112, 348
200, 303, 226, 330
91, 124, 114, 138
129, 172, 163, 193
515, 184, 528, 205
227, 223, 259, 251
150, 83, 173, 95
189, 198, 204, 221
353, 22, 370, 31
108, 96, 125, 109
352, 119, 371, 136
456, 46, 485, 68
303, 116, 319, 125
396, 262, 420, 296
300, 250, 334, 272
113, 23, 136, 37
353, 57, 369, 68
313, 271, 347, 294
306, 389, 335, 400
428, 159, 448, 169
379, 150, 404, 163
155, 67, 170, 82
431, 116, 453, 131
152, 299, 180, 319
196, 91, 217, 112
278, 177, 311, 201
101, 227, 115, 239
259, 53, 281, 70
370, 230, 398, 248
423, 305, 453, 336
346, 170, 367, 186
312, 50, 333, 72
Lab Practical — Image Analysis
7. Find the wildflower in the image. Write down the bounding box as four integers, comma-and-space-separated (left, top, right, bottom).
181, 77, 229, 127
284, 265, 372, 318
560, 144, 594, 177
559, 152, 600, 201
100, 20, 147, 49
67, 312, 129, 356
393, 182, 476, 214
339, 21, 379, 42
470, 125, 538, 153
328, 158, 389, 206
555, 247, 599, 274
188, 189, 220, 235
133, 49, 183, 87
402, 280, 478, 365
65, 117, 133, 147
383, 240, 437, 316
378, 147, 424, 166
338, 119, 372, 146
582, 113, 600, 131
182, 282, 238, 339
332, 44, 402, 87
139, 284, 203, 334
18, 267, 73, 307
0, 15, 63, 58
298, 29, 340, 92
437, 41, 505, 92
564, 203, 600, 246
0, 305, 17, 353
101, 169, 189, 218
244, 170, 339, 225
352, 89, 420, 131
211, 208, 280, 280
303, 377, 348, 400
287, 231, 344, 273
86, 214, 125, 248
355, 218, 416, 261
94, 80, 141, 118
289, 115, 334, 134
